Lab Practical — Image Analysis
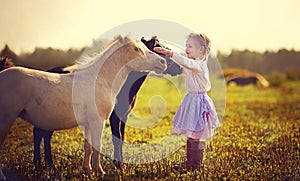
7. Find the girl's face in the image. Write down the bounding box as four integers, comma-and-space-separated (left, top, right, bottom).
185, 37, 203, 60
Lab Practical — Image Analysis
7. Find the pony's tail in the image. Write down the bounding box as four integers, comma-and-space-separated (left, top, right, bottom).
0, 166, 6, 180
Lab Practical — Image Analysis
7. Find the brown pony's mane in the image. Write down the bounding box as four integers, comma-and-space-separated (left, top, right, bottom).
0, 56, 15, 71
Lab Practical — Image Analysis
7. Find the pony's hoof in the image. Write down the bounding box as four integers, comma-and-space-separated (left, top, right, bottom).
92, 166, 106, 176
45, 158, 53, 166
83, 167, 92, 175
45, 159, 55, 169
34, 160, 42, 171
113, 160, 122, 169
113, 160, 126, 171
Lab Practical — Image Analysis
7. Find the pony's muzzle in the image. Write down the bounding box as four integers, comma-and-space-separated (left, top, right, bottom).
146, 50, 167, 74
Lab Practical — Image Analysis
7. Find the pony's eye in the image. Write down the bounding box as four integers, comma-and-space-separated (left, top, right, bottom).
134, 47, 140, 52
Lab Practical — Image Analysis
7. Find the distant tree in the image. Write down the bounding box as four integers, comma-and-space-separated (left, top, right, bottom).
268, 71, 286, 87
285, 68, 300, 80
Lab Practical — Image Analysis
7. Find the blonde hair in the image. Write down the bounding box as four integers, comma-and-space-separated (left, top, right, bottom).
187, 33, 211, 55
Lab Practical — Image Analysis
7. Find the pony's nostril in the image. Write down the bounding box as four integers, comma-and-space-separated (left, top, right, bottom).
160, 59, 166, 65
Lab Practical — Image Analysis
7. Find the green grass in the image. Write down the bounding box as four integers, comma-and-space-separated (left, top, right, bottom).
0, 78, 299, 180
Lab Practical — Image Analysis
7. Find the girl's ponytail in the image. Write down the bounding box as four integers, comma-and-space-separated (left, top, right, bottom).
187, 33, 211, 55
199, 33, 211, 55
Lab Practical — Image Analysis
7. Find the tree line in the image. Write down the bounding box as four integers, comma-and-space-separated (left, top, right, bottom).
0, 45, 84, 70
217, 49, 300, 75
1, 44, 299, 75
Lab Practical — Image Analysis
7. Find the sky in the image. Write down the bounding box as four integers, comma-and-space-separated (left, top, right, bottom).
0, 0, 299, 55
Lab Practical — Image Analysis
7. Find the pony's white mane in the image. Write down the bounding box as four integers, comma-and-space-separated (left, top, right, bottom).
76, 35, 125, 69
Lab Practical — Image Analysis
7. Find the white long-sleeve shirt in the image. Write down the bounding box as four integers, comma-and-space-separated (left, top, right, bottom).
171, 52, 211, 92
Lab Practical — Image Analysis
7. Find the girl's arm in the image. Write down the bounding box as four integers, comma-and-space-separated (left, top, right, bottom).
154, 47, 202, 71
172, 52, 202, 71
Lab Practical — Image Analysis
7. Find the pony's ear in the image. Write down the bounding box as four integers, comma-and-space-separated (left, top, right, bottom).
141, 37, 146, 43
114, 35, 123, 41
151, 36, 157, 40
123, 36, 132, 44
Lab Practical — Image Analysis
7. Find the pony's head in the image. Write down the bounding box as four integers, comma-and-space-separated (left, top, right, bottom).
0, 56, 14, 71
141, 36, 182, 76
119, 36, 167, 74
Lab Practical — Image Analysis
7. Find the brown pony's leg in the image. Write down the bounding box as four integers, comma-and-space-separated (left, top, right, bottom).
43, 130, 54, 166
33, 127, 43, 170
109, 110, 124, 168
0, 117, 15, 180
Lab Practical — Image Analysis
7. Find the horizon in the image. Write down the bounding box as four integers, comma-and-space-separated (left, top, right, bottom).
2, 43, 299, 57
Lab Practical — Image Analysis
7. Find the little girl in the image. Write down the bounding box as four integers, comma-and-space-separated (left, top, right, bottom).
154, 33, 220, 171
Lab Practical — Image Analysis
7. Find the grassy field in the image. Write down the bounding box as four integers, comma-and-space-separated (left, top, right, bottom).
0, 76, 299, 180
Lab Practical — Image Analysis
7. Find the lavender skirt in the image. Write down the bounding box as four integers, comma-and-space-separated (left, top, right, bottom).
172, 92, 220, 139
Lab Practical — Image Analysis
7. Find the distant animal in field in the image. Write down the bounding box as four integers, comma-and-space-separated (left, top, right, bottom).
0, 35, 169, 180
226, 73, 269, 88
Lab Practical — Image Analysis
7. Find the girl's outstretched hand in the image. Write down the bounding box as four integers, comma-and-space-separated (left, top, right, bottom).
153, 47, 173, 57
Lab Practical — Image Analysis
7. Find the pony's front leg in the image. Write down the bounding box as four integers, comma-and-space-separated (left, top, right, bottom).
82, 126, 92, 174
109, 110, 124, 166
90, 119, 105, 175
0, 117, 15, 180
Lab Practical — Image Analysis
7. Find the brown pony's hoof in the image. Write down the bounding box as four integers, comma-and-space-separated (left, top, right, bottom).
113, 160, 122, 169
113, 160, 127, 172
34, 160, 42, 171
45, 159, 55, 169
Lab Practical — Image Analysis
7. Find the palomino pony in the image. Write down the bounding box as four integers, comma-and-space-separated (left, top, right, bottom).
110, 36, 182, 168
0, 56, 72, 169
0, 35, 167, 180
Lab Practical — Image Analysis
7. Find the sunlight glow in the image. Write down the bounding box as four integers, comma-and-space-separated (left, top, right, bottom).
0, 0, 299, 54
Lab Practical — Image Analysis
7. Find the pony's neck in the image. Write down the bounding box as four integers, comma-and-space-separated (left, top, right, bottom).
87, 38, 133, 98
97, 45, 132, 97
